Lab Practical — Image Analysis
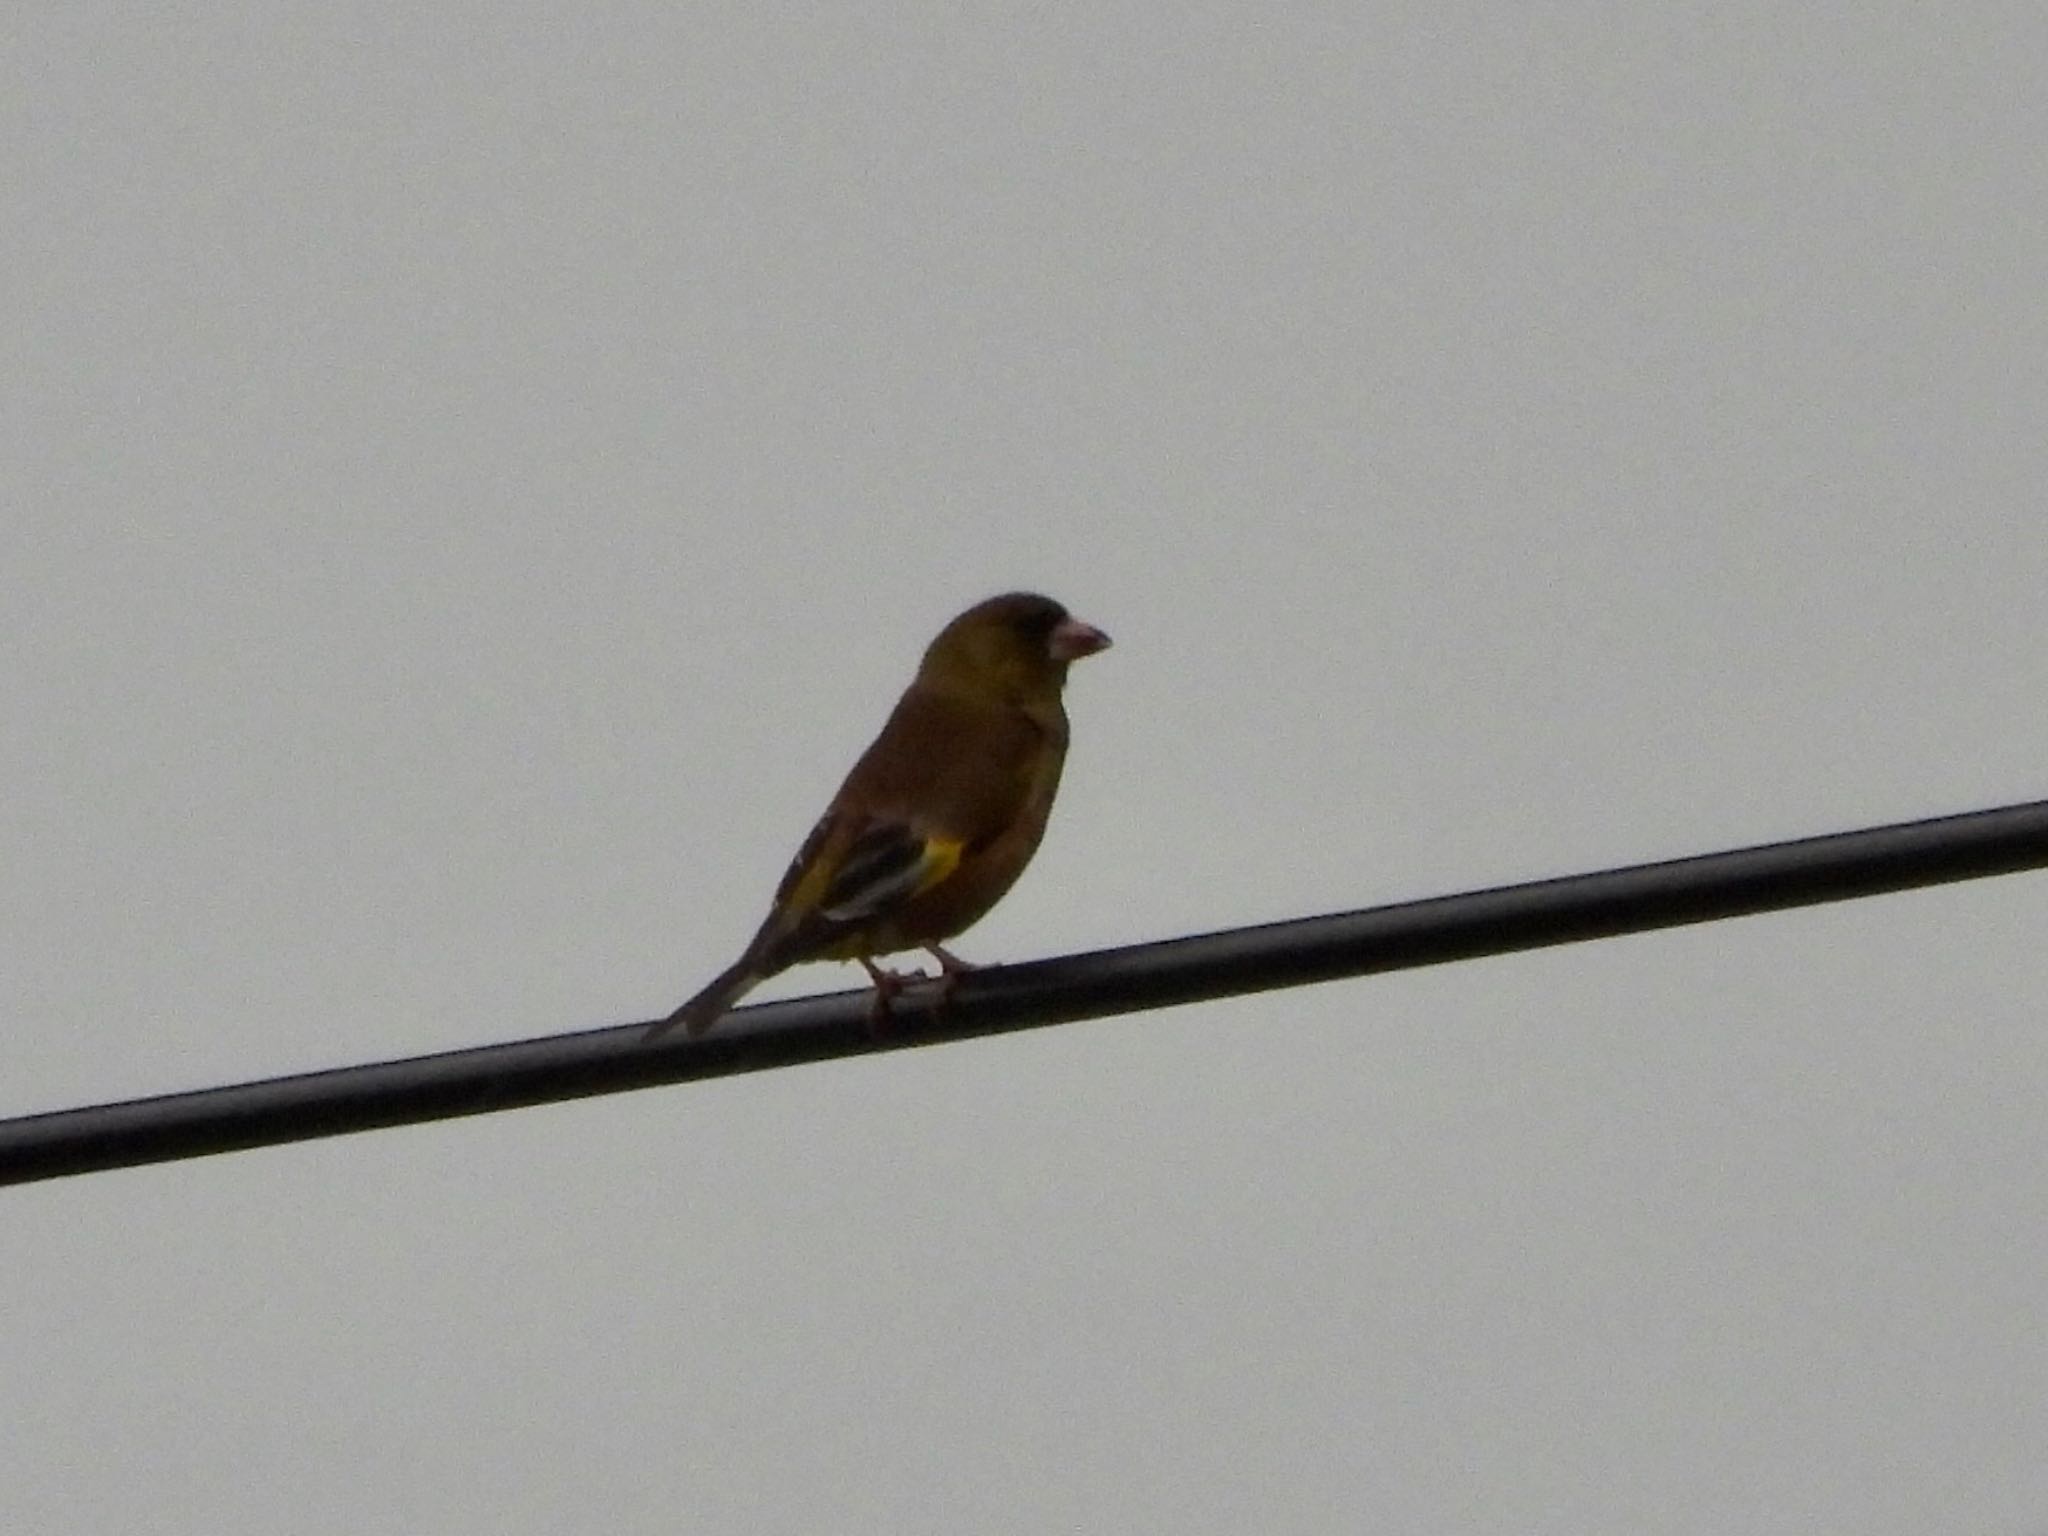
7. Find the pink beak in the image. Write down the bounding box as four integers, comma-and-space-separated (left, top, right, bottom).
1049, 617, 1112, 662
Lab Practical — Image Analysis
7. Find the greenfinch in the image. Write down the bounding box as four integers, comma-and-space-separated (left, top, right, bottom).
649, 592, 1111, 1040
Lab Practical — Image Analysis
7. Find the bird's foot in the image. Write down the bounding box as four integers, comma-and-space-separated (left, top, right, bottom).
922, 945, 977, 1008
924, 944, 976, 977
857, 950, 977, 1033
858, 958, 917, 1036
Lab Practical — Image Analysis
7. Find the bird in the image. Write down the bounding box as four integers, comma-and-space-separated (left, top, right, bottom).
648, 592, 1111, 1041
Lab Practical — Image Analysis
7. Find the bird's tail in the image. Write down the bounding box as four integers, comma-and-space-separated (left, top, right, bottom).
646, 957, 766, 1043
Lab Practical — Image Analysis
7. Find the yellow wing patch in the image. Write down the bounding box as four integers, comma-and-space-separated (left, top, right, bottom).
909, 836, 964, 895
802, 824, 968, 926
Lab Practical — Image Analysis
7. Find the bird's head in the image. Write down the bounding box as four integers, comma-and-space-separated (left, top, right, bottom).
918, 592, 1112, 701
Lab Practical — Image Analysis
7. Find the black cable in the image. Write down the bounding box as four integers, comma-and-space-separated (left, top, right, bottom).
5, 797, 2047, 1187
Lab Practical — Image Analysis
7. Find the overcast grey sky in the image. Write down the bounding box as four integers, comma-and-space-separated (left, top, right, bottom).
6, 5, 2048, 1532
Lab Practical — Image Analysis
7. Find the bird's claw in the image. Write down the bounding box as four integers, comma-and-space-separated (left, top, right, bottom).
857, 950, 979, 1035
858, 958, 914, 1037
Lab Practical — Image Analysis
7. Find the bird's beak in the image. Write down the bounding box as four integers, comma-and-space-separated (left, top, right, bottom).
1049, 617, 1112, 661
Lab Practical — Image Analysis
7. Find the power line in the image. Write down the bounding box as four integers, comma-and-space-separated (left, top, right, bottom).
5, 797, 2047, 1187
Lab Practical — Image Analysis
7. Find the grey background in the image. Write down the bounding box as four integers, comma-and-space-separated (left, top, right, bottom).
7, 5, 2047, 1532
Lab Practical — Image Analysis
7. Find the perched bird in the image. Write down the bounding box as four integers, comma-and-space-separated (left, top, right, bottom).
649, 592, 1111, 1041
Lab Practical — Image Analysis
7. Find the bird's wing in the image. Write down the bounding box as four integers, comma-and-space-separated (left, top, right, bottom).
811, 819, 965, 922
742, 687, 1054, 969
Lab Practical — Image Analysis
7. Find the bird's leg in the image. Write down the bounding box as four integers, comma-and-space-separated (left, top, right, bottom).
858, 956, 909, 1034
923, 944, 977, 1007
